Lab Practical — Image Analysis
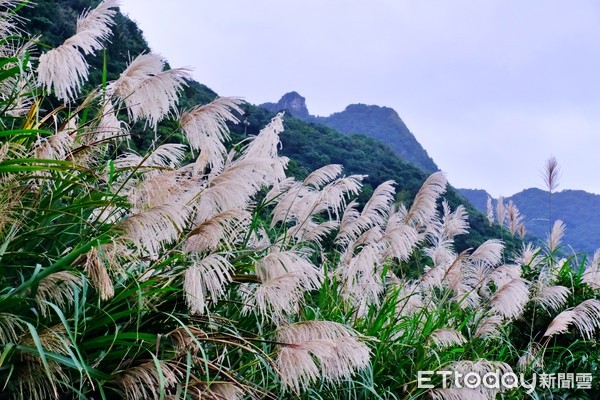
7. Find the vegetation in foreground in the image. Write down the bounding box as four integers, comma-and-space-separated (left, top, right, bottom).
0, 1, 597, 399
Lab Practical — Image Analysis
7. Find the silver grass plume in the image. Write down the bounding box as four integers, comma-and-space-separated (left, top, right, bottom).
184, 253, 233, 314
275, 321, 370, 393
496, 196, 506, 226
180, 97, 243, 171
582, 249, 600, 289
243, 250, 322, 322
121, 203, 190, 258
37, 0, 119, 102
184, 209, 251, 253
531, 283, 570, 313
544, 299, 600, 339
109, 53, 191, 128
303, 164, 343, 188
404, 171, 447, 228
514, 243, 543, 269
428, 329, 466, 350
486, 196, 494, 226
517, 342, 545, 372
547, 219, 566, 253
35, 271, 84, 318
474, 314, 504, 339
489, 277, 530, 320
111, 360, 182, 400
83, 246, 115, 300
505, 200, 524, 237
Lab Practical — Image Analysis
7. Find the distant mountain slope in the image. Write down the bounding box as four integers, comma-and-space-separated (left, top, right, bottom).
458, 187, 600, 255
261, 92, 438, 173
25, 1, 520, 254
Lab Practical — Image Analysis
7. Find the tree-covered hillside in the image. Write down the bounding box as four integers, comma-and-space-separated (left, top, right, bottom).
262, 91, 439, 173
459, 187, 600, 256
22, 0, 520, 253
1, 2, 597, 399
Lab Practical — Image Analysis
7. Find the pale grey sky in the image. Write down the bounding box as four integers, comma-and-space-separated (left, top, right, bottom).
119, 0, 600, 197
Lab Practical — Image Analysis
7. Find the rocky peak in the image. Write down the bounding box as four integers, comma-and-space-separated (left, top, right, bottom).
260, 91, 310, 119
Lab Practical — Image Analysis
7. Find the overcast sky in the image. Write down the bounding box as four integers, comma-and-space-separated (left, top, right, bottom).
119, 0, 600, 197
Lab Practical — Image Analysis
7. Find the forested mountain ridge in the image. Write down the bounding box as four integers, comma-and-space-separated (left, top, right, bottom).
21, 0, 520, 253
459, 187, 600, 255
261, 91, 438, 173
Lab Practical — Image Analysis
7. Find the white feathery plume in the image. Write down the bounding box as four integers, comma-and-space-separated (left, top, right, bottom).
395, 282, 426, 317
112, 360, 182, 400
270, 181, 309, 227
489, 277, 530, 320
335, 200, 367, 247
37, 0, 119, 102
441, 203, 469, 239
91, 103, 130, 143
184, 209, 251, 253
126, 168, 194, 211
288, 219, 339, 244
35, 271, 84, 318
303, 164, 342, 188
109, 53, 191, 128
428, 329, 466, 349
264, 177, 297, 204
337, 244, 385, 315
544, 299, 600, 339
514, 243, 543, 269
531, 284, 570, 313
517, 342, 544, 371
360, 180, 396, 226
496, 196, 506, 226
83, 246, 115, 300
250, 271, 319, 322
65, 0, 119, 54
404, 171, 447, 227
547, 219, 566, 253
469, 239, 504, 268
243, 112, 284, 160
182, 382, 245, 400
481, 264, 522, 295
121, 203, 190, 258
505, 200, 524, 236
244, 250, 323, 321
180, 97, 243, 171
474, 314, 504, 339
115, 143, 187, 172
255, 250, 320, 283
425, 201, 468, 253
275, 321, 370, 392
486, 196, 494, 226
195, 156, 284, 222
184, 253, 233, 314
316, 175, 364, 219
381, 212, 420, 261
33, 130, 74, 160
242, 229, 270, 253
582, 249, 600, 289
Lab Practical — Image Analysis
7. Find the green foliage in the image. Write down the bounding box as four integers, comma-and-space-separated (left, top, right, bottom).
0, 2, 596, 400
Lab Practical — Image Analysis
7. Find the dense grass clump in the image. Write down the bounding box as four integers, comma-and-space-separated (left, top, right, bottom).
0, 1, 597, 399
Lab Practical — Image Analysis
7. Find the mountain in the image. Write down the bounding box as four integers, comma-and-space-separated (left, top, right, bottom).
260, 92, 438, 173
22, 1, 520, 254
458, 187, 600, 256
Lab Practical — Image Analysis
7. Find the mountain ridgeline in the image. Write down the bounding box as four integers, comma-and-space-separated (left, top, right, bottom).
21, 1, 521, 253
261, 92, 438, 173
459, 188, 600, 256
